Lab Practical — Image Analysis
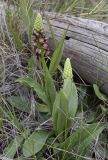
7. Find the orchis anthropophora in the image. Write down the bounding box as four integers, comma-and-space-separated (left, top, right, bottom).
32, 13, 50, 60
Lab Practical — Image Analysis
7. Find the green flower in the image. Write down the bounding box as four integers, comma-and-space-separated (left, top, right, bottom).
34, 13, 44, 31
63, 58, 73, 79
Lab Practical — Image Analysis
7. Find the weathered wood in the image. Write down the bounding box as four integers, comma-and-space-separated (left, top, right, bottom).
0, 2, 108, 94
42, 12, 108, 95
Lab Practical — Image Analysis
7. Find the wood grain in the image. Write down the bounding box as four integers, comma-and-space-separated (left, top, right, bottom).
42, 12, 108, 94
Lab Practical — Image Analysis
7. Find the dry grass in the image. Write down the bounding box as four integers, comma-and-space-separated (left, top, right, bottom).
0, 0, 107, 159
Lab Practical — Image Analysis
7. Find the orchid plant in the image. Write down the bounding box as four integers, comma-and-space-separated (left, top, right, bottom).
12, 13, 104, 159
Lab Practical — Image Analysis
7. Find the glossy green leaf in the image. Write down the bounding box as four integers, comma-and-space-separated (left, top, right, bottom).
93, 84, 107, 101
49, 29, 68, 74
4, 136, 24, 159
23, 130, 49, 157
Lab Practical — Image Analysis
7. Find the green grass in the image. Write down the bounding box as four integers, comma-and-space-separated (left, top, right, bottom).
0, 0, 108, 159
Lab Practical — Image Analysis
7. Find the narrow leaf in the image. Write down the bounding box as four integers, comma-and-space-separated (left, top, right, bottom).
46, 16, 57, 48
19, 0, 33, 40
76, 125, 104, 158
93, 84, 107, 101
49, 29, 68, 74
60, 123, 104, 155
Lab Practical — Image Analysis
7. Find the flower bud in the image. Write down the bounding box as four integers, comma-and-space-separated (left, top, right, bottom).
34, 13, 44, 32
63, 58, 73, 79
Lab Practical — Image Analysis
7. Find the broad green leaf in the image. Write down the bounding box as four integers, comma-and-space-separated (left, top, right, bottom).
57, 91, 69, 140
4, 136, 23, 159
7, 96, 30, 112
60, 123, 104, 159
17, 76, 48, 104
52, 93, 60, 133
49, 29, 68, 74
41, 55, 56, 113
93, 84, 107, 101
63, 79, 78, 118
52, 91, 71, 141
68, 83, 78, 118
23, 130, 49, 157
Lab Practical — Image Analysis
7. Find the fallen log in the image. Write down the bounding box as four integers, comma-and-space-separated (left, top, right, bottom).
0, 2, 108, 94
42, 12, 108, 95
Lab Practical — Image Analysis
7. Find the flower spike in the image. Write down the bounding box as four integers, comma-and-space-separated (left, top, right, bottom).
63, 58, 73, 79
32, 13, 50, 59
34, 13, 44, 32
